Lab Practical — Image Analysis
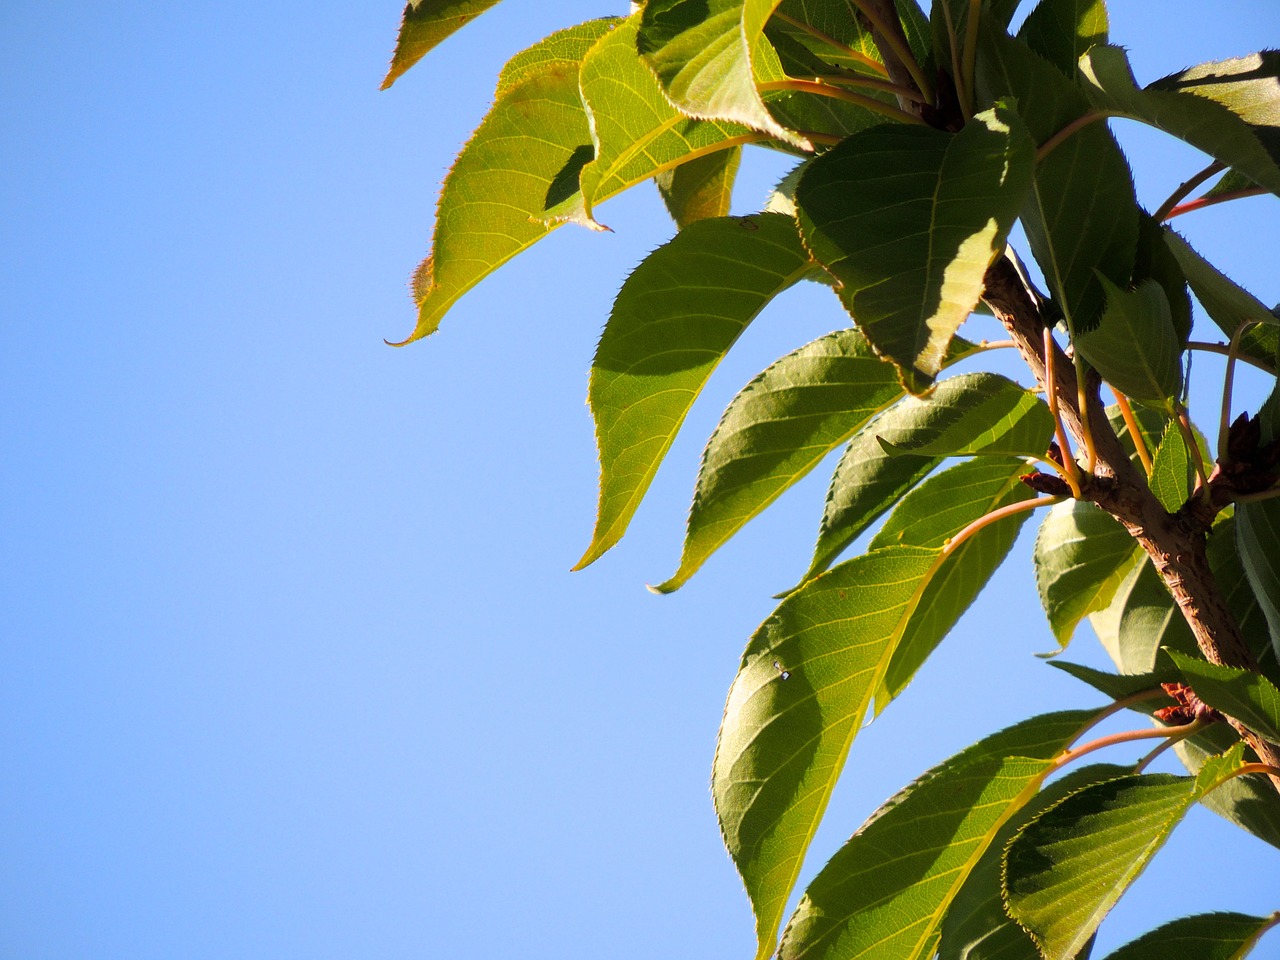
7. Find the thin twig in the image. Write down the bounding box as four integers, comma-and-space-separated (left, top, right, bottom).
961, 0, 981, 118
939, 0, 967, 120
772, 12, 889, 76
757, 79, 926, 125
1111, 389, 1153, 477
1175, 402, 1210, 494
1187, 340, 1277, 375
1166, 185, 1269, 220
848, 0, 934, 103
812, 73, 926, 104
940, 496, 1064, 559
1133, 717, 1210, 773
1219, 320, 1262, 462
1045, 326, 1083, 497
1153, 159, 1225, 222
1036, 111, 1118, 162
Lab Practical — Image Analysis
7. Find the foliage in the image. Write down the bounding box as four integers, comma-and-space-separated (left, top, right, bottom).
383, 1, 1280, 956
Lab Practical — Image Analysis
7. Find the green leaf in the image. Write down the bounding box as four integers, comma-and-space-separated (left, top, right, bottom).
976, 25, 1140, 333
1176, 723, 1280, 852
1168, 650, 1280, 743
392, 20, 616, 345
1079, 47, 1280, 197
1034, 500, 1143, 648
1211, 515, 1280, 686
637, 0, 806, 148
776, 711, 1098, 960
1050, 661, 1177, 702
938, 763, 1130, 960
1088, 558, 1197, 675
1101, 912, 1276, 960
577, 213, 816, 570
1163, 229, 1280, 370
769, 0, 879, 73
795, 103, 1036, 390
1238, 497, 1280, 661
381, 0, 504, 89
550, 17, 760, 226
1148, 420, 1193, 511
1132, 213, 1192, 344
1075, 277, 1183, 408
1104, 401, 1169, 473
1016, 0, 1108, 77
871, 457, 1035, 705
655, 147, 742, 227
1004, 746, 1247, 960
654, 328, 904, 592
714, 545, 938, 960
877, 373, 1055, 458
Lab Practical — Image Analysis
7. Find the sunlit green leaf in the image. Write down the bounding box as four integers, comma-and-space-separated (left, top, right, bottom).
1076, 277, 1183, 408
1176, 724, 1280, 852
1004, 746, 1246, 960
872, 457, 1035, 705
1168, 650, 1280, 743
391, 20, 615, 345
655, 328, 905, 592
714, 545, 937, 960
1210, 515, 1280, 686
1034, 500, 1143, 648
777, 711, 1097, 960
938, 763, 1130, 960
1016, 0, 1108, 77
638, 0, 805, 147
655, 147, 742, 227
1101, 911, 1276, 960
1163, 231, 1280, 355
381, 0, 504, 89
795, 103, 1035, 390
1149, 420, 1192, 511
976, 24, 1140, 333
551, 17, 761, 226
1079, 46, 1280, 197
877, 372, 1054, 458
578, 213, 816, 570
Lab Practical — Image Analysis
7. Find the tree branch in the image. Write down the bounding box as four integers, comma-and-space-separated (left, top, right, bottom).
982, 256, 1280, 791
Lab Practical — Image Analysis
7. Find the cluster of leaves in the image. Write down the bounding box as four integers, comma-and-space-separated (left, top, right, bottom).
384, 1, 1280, 957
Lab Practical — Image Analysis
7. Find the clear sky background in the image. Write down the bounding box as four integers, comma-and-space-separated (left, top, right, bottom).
3, 2, 1278, 958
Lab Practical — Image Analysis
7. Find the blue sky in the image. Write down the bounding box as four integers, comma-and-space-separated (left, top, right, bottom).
2, 2, 1278, 957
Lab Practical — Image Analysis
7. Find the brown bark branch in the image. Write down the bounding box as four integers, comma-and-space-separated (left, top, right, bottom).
982, 257, 1280, 790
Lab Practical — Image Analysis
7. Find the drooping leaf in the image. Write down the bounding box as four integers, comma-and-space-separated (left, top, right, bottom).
1075, 277, 1183, 408
637, 0, 806, 147
381, 0, 504, 89
1088, 558, 1197, 675
655, 327, 905, 592
871, 457, 1035, 704
1016, 0, 1108, 77
1050, 661, 1177, 702
1101, 911, 1276, 960
714, 545, 938, 960
1210, 515, 1280, 686
1163, 230, 1280, 372
1168, 650, 1280, 744
655, 147, 742, 227
795, 103, 1035, 391
1238, 497, 1280, 661
1004, 746, 1247, 960
1034, 500, 1143, 648
1148, 419, 1193, 511
976, 24, 1140, 333
1079, 46, 1280, 197
551, 17, 762, 226
938, 763, 1130, 960
391, 20, 616, 345
577, 213, 816, 570
776, 711, 1098, 960
877, 372, 1055, 458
